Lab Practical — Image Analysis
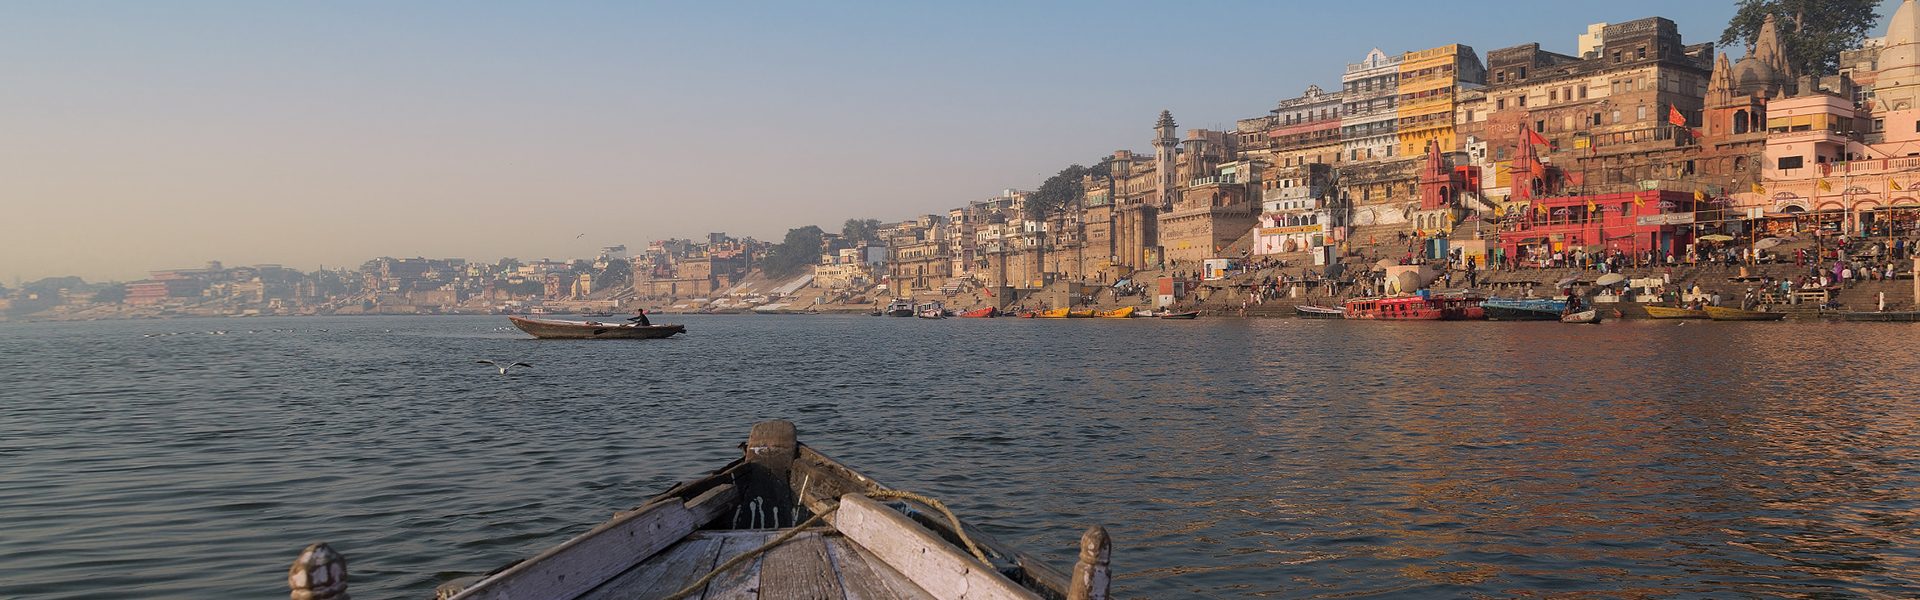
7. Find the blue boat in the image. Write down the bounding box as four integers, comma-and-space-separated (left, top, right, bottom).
1481, 297, 1566, 321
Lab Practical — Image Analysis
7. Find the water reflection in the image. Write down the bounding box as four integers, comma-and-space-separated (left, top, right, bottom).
0, 317, 1914, 598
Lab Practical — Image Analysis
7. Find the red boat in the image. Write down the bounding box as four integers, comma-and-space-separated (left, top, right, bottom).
1343, 293, 1485, 320
958, 306, 997, 318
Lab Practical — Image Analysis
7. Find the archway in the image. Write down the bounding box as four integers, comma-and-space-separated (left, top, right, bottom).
1733, 109, 1750, 134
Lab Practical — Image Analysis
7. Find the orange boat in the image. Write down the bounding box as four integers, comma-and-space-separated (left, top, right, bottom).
958, 307, 997, 318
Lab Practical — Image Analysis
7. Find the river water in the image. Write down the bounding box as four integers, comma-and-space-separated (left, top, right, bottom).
1, 315, 1916, 598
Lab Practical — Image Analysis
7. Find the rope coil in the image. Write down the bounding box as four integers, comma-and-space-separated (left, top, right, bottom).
663, 489, 988, 600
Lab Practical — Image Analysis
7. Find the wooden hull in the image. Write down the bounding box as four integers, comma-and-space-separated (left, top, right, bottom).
1096, 306, 1135, 318
957, 307, 996, 318
1833, 310, 1920, 322
1295, 305, 1344, 318
508, 316, 685, 339
1560, 309, 1602, 324
1704, 306, 1788, 321
429, 421, 1075, 600
1158, 311, 1199, 319
1036, 307, 1095, 318
1481, 298, 1565, 321
1643, 305, 1709, 319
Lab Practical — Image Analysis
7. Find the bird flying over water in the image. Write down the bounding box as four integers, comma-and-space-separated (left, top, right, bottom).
477, 360, 533, 375
575, 233, 585, 239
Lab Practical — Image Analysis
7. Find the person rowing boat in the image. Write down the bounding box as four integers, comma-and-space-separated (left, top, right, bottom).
628, 309, 652, 326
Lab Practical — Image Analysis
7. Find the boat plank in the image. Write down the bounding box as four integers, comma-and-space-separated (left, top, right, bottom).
826, 536, 936, 600
832, 495, 1042, 600
701, 531, 774, 600
758, 531, 844, 600
573, 537, 724, 600
448, 484, 737, 600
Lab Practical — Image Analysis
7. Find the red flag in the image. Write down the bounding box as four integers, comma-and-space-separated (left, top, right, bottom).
1567, 172, 1585, 186
1524, 127, 1548, 146
1668, 105, 1687, 127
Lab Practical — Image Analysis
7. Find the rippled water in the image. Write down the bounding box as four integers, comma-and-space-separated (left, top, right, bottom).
2, 315, 1917, 598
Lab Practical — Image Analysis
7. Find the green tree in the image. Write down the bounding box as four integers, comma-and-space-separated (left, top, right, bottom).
841, 218, 882, 245
762, 225, 825, 278
1026, 165, 1087, 219
1721, 0, 1879, 77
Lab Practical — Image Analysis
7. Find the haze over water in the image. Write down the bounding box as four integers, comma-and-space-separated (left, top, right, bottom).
2, 315, 1917, 598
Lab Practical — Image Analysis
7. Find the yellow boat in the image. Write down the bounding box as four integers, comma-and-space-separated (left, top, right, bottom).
1642, 305, 1709, 319
1067, 309, 1096, 318
1036, 307, 1071, 318
1096, 306, 1136, 318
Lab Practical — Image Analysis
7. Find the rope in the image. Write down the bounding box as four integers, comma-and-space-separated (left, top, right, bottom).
661, 489, 989, 600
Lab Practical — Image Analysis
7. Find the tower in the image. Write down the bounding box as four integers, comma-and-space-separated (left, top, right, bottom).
1154, 110, 1179, 210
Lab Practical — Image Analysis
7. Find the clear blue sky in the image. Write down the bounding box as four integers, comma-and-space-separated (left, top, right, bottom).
0, 1, 1905, 281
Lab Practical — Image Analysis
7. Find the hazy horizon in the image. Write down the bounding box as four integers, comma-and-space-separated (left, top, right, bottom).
3, 1, 1903, 283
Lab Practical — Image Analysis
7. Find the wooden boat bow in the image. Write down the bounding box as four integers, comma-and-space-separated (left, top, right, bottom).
287, 420, 1103, 600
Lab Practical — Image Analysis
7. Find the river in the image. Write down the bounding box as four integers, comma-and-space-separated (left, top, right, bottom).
1, 315, 1916, 598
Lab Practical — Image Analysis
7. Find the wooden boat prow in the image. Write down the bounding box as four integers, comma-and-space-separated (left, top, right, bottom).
1703, 305, 1788, 321
288, 421, 1101, 600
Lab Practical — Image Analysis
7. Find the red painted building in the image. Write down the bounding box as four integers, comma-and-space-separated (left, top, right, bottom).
1499, 190, 1697, 261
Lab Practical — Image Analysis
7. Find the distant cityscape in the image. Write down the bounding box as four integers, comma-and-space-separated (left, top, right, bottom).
10, 7, 1920, 321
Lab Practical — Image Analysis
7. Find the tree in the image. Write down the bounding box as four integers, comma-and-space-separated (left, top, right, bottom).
841, 218, 882, 245
1721, 0, 1879, 77
762, 225, 825, 278
1026, 165, 1087, 219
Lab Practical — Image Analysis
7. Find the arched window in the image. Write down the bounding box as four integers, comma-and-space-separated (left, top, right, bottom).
1733, 109, 1750, 134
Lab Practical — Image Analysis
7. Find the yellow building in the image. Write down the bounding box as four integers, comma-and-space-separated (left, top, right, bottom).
1397, 44, 1487, 157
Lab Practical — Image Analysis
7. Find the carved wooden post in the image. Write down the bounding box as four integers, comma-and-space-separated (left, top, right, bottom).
742, 420, 798, 527
1067, 525, 1110, 600
289, 542, 348, 600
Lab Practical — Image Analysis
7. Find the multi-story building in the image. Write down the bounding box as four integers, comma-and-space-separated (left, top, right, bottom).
1395, 44, 1486, 157
886, 215, 950, 295
1342, 49, 1403, 163
1269, 84, 1346, 170
1254, 162, 1337, 256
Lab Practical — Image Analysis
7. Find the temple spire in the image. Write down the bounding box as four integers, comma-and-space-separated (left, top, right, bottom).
1753, 13, 1793, 78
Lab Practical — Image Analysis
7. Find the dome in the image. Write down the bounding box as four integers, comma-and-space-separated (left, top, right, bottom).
1733, 56, 1780, 96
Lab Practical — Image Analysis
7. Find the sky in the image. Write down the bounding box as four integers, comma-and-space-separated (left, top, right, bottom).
0, 1, 1907, 283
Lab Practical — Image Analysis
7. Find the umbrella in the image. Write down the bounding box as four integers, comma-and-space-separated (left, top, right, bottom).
1556, 276, 1579, 288
1700, 234, 1735, 242
1753, 237, 1784, 250
1595, 273, 1627, 287
1376, 258, 1397, 269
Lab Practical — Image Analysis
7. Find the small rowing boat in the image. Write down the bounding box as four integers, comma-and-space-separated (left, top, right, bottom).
1703, 305, 1788, 321
1294, 305, 1344, 319
508, 316, 685, 339
1480, 298, 1565, 321
957, 306, 997, 318
1096, 306, 1135, 318
1158, 311, 1199, 319
1642, 305, 1709, 319
287, 421, 1108, 600
1559, 309, 1602, 324
1831, 310, 1920, 322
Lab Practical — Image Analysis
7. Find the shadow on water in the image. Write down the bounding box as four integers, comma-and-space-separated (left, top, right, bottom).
0, 315, 1915, 598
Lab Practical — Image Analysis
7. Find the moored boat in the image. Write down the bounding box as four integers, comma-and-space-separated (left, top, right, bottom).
1831, 310, 1920, 322
1560, 309, 1602, 324
1343, 292, 1485, 320
1096, 306, 1136, 318
883, 299, 915, 317
288, 421, 1104, 600
1158, 310, 1199, 319
1480, 298, 1566, 321
1035, 307, 1071, 318
1642, 305, 1709, 319
508, 316, 685, 339
1067, 309, 1096, 318
915, 301, 947, 319
1704, 305, 1788, 321
1295, 304, 1345, 319
957, 306, 997, 318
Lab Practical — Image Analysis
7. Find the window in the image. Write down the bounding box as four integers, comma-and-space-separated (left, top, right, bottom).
1519, 95, 1528, 107
1637, 106, 1648, 121
1778, 156, 1804, 169
1518, 67, 1527, 79
1550, 89, 1558, 102
1874, 118, 1885, 131
1637, 46, 1647, 59
1578, 85, 1588, 99
1496, 71, 1506, 84
1497, 98, 1506, 110
1535, 120, 1546, 132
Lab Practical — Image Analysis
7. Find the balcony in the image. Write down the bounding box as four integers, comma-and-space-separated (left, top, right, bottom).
1188, 175, 1242, 187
